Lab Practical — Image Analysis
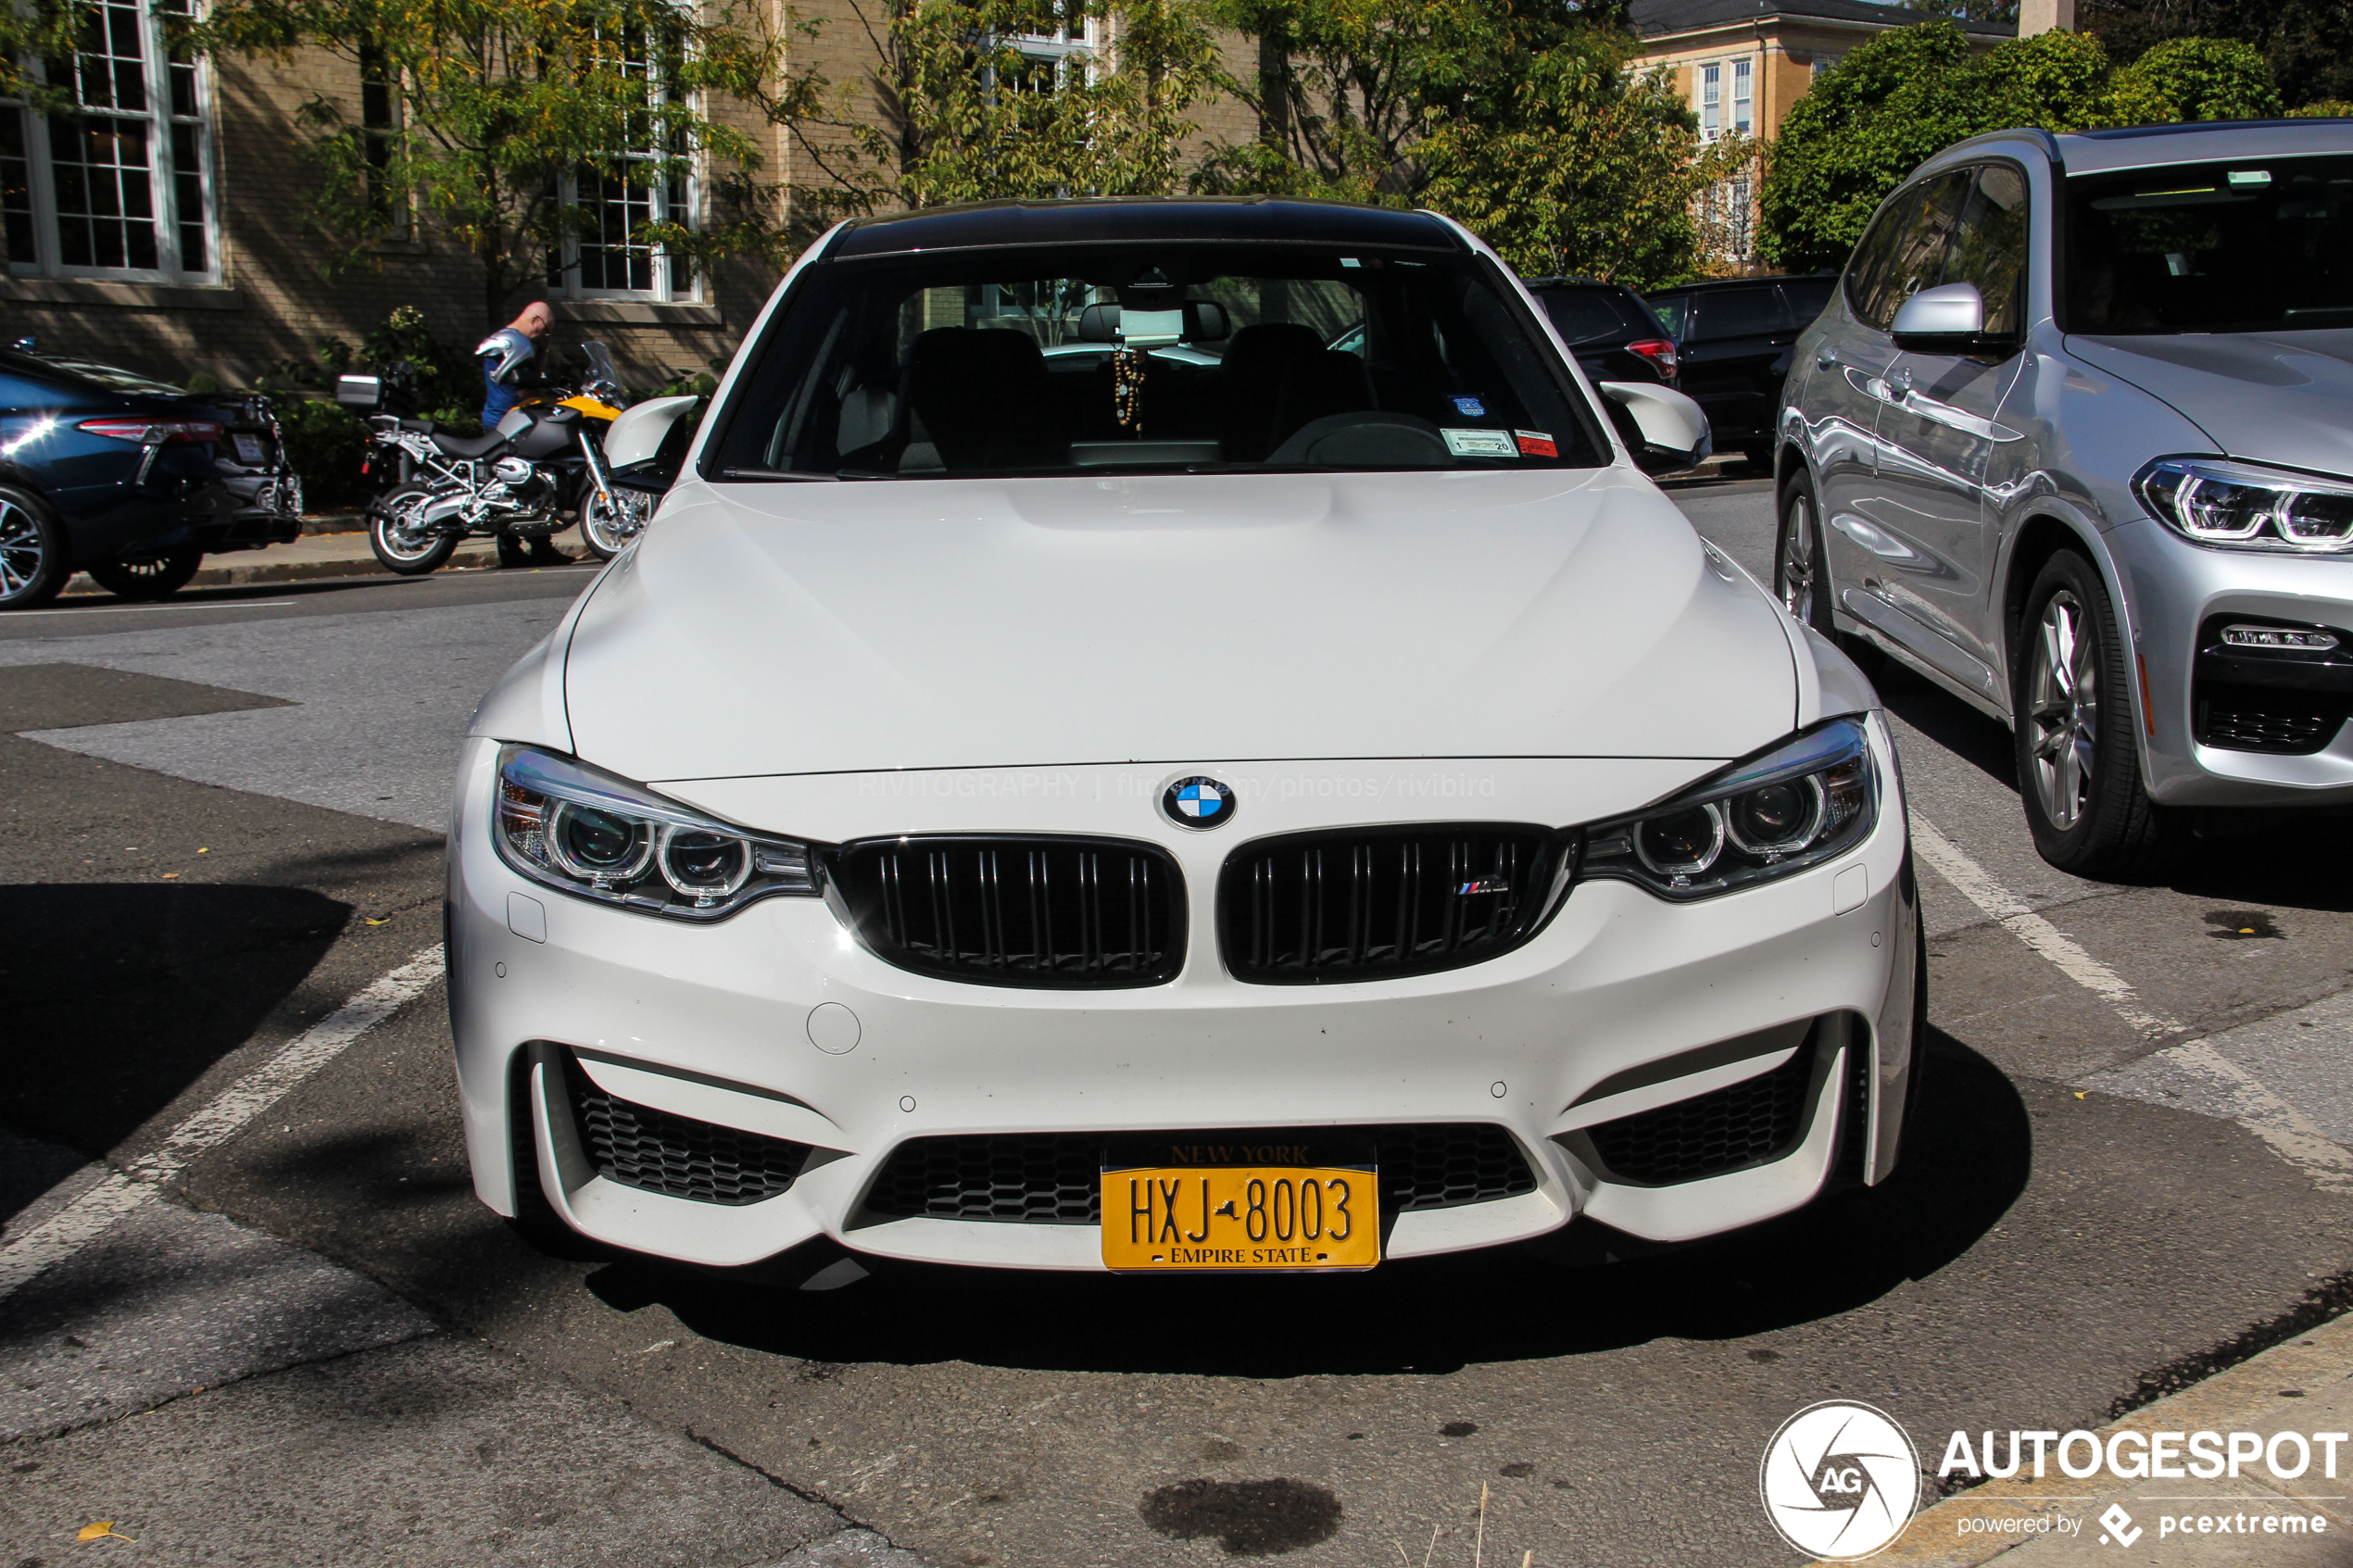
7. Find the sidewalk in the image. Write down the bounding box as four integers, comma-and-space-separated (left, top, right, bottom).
59, 523, 590, 597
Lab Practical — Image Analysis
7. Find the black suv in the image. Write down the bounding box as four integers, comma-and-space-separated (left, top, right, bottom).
1642, 274, 1837, 468
1519, 278, 1680, 387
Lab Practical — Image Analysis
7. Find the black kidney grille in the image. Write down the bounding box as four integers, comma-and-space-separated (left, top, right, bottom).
564, 1060, 810, 1206
831, 835, 1184, 987
1586, 1044, 1814, 1187
1221, 826, 1564, 983
862, 1125, 1537, 1224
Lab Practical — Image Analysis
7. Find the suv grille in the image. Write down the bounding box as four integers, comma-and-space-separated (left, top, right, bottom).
862, 1125, 1538, 1223
1585, 1043, 1814, 1187
563, 1058, 810, 1205
830, 835, 1184, 988
1219, 826, 1567, 984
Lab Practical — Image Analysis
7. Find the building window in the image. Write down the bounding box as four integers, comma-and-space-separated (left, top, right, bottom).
358, 37, 402, 229
1731, 57, 1753, 136
0, 0, 215, 281
550, 26, 694, 302
1003, 2, 1101, 89
1699, 61, 1720, 142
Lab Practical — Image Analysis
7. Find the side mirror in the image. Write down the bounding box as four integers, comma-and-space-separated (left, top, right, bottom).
1598, 381, 1712, 475
601, 394, 704, 493
1891, 282, 2010, 354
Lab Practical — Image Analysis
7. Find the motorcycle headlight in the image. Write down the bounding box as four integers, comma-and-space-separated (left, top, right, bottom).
493, 745, 822, 919
2135, 458, 2353, 553
1578, 718, 1877, 900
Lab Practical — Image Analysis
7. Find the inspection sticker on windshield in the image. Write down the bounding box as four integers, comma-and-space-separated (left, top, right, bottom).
1443, 428, 1516, 458
1515, 430, 1558, 458
2229, 169, 2271, 185
1450, 395, 1489, 418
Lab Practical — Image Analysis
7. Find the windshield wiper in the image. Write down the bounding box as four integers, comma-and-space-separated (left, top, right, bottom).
718, 466, 847, 482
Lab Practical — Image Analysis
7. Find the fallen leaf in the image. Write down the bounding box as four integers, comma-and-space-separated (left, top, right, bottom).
161, 872, 180, 880
195, 847, 208, 854
2074, 1091, 2087, 1099
77, 1521, 136, 1542
365, 917, 389, 926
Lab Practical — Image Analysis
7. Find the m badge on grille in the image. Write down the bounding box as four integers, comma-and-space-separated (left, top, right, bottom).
1162, 775, 1236, 831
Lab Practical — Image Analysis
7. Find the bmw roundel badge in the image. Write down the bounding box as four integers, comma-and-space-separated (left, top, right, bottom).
1162, 775, 1237, 831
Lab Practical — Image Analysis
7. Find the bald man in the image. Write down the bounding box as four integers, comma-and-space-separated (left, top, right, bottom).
476, 301, 552, 431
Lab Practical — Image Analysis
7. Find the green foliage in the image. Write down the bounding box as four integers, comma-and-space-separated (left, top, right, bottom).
2288, 98, 2353, 118
1416, 28, 1752, 286
746, 0, 1223, 235
2108, 36, 2282, 121
194, 0, 774, 325
2082, 0, 2353, 112
1759, 20, 2287, 271
273, 396, 371, 509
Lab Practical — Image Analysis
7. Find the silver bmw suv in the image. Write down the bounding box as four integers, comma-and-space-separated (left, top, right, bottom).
1777, 119, 2353, 877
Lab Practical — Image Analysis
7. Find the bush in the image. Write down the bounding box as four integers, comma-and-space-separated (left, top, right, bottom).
274, 396, 371, 511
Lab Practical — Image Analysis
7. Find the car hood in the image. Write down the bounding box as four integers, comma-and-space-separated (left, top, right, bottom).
2066, 332, 2353, 474
559, 468, 1797, 784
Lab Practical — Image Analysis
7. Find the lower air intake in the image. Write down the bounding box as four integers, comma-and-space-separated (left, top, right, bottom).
862, 1125, 1538, 1223
562, 1058, 809, 1205
1584, 1043, 1817, 1187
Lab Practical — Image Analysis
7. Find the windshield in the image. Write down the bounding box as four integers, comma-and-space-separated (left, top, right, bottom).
706, 244, 1604, 479
2064, 154, 2353, 334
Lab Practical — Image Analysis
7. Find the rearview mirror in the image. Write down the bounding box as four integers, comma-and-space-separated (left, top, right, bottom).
1598, 382, 1712, 475
601, 394, 704, 493
1891, 282, 2012, 355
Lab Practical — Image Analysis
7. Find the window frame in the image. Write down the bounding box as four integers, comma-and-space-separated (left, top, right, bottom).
548, 22, 699, 304
0, 0, 219, 284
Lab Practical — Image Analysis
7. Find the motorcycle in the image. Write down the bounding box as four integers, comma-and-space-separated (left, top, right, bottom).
334, 339, 651, 575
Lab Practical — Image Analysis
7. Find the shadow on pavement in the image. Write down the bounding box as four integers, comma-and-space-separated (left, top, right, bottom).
577, 1028, 2028, 1379
0, 882, 349, 1161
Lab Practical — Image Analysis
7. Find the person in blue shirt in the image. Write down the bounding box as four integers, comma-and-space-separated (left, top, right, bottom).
476, 300, 552, 431
474, 301, 567, 565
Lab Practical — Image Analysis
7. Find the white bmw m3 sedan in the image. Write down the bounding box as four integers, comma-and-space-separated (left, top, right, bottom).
448, 197, 1921, 1279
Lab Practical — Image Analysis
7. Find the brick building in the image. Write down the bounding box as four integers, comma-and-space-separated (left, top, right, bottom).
0, 2, 1262, 392
1629, 0, 2017, 268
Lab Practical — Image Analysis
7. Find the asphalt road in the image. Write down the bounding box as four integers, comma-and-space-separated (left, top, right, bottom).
7, 483, 2353, 1566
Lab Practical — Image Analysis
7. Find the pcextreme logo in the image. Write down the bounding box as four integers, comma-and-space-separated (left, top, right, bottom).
1760, 1401, 1922, 1561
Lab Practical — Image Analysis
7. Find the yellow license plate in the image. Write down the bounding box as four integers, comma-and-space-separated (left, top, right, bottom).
1101, 1165, 1379, 1272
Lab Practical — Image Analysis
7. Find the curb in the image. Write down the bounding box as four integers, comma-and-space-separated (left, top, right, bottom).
59, 535, 588, 597
1818, 1310, 2353, 1564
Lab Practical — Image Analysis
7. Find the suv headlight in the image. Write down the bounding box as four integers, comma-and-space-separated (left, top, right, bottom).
1578, 718, 1877, 900
493, 744, 822, 919
2135, 458, 2353, 553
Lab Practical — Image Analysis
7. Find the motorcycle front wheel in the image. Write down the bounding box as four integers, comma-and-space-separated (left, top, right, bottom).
370, 484, 459, 576
577, 484, 648, 561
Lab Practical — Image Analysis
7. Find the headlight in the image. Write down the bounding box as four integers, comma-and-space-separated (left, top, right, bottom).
2135, 458, 2353, 553
1578, 718, 1877, 899
493, 745, 821, 919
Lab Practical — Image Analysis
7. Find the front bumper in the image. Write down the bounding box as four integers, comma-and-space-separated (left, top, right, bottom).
2118, 518, 2353, 806
447, 723, 1919, 1272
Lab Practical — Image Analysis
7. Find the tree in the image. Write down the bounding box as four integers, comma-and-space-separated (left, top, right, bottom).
1416, 27, 1752, 285
2082, 0, 2353, 110
743, 0, 1223, 238
1758, 20, 2284, 270
195, 0, 774, 326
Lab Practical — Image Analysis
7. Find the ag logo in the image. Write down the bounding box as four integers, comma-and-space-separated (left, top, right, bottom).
1759, 1401, 1919, 1561
1161, 775, 1236, 831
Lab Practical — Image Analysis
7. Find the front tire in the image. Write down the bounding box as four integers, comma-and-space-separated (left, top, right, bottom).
0, 488, 69, 609
370, 484, 459, 576
1774, 470, 1835, 638
577, 486, 646, 560
2013, 549, 2164, 877
87, 548, 203, 602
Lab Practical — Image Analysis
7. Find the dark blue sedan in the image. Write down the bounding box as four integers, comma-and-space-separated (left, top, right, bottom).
0, 347, 301, 608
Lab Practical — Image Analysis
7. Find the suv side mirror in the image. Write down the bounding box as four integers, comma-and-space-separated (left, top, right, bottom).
1599, 381, 1712, 475
1891, 282, 2013, 355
